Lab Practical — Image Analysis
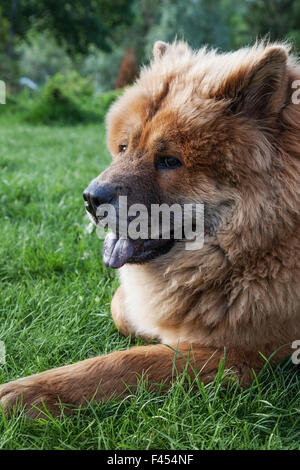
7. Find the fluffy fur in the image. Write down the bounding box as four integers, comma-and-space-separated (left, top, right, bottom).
1, 41, 299, 417
109, 40, 300, 352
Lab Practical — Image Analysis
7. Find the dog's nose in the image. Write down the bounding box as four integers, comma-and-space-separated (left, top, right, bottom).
83, 183, 116, 218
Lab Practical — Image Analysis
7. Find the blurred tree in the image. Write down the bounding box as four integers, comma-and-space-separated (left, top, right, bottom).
223, 0, 251, 49
87, 0, 244, 91
244, 0, 300, 47
1, 0, 299, 91
0, 7, 10, 48
0, 5, 19, 87
1, 0, 135, 55
287, 0, 300, 49
16, 30, 72, 84
89, 0, 162, 90
135, 0, 244, 59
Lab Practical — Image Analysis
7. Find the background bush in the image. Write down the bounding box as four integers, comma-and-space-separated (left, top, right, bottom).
1, 72, 123, 125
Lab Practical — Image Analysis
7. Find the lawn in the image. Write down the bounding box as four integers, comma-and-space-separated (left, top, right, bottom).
0, 114, 299, 450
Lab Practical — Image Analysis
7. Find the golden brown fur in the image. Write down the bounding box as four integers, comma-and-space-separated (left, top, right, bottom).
1, 41, 299, 418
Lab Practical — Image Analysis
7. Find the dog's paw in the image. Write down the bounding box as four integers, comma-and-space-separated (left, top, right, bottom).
0, 377, 63, 418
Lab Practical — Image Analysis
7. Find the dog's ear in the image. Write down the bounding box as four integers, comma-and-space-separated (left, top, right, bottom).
221, 46, 289, 118
153, 41, 169, 60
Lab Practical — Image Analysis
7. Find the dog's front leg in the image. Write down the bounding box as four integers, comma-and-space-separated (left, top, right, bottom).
0, 343, 245, 418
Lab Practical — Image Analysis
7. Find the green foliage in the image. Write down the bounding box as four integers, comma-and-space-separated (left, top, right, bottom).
0, 89, 31, 116
26, 91, 87, 125
80, 45, 126, 92
25, 72, 94, 124
92, 88, 124, 117
16, 30, 73, 85
145, 0, 232, 55
0, 0, 135, 55
0, 7, 19, 87
286, 0, 300, 50
0, 73, 124, 125
1, 0, 299, 93
47, 71, 95, 103
245, 0, 299, 42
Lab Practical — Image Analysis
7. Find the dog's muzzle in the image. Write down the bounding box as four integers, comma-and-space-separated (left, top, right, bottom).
83, 182, 175, 269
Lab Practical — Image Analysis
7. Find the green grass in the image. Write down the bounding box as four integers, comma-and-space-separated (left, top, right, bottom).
0, 115, 299, 450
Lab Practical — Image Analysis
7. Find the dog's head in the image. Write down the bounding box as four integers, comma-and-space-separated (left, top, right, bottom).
84, 41, 292, 268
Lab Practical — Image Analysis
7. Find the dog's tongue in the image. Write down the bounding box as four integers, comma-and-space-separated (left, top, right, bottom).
102, 232, 135, 269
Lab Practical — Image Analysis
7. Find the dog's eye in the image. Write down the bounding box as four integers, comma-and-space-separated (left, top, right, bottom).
156, 156, 182, 170
119, 143, 127, 153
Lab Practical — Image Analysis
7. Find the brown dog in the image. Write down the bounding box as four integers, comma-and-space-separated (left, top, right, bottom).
1, 41, 299, 418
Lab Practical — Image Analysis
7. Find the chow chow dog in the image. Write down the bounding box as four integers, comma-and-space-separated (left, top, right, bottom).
1, 41, 299, 417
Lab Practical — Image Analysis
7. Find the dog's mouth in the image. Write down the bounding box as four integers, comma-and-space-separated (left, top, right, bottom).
102, 232, 175, 269
85, 203, 176, 269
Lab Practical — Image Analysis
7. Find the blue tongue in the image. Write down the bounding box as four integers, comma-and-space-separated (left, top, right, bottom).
103, 232, 135, 269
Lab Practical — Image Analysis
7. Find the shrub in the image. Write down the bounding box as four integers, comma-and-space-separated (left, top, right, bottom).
1, 71, 124, 125
25, 71, 97, 124
92, 88, 124, 119
47, 71, 95, 103
0, 90, 29, 116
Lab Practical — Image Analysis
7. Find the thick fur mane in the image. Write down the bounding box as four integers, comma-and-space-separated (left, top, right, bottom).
119, 41, 300, 353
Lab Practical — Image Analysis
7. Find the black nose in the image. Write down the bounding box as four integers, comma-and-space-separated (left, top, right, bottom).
83, 183, 116, 218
